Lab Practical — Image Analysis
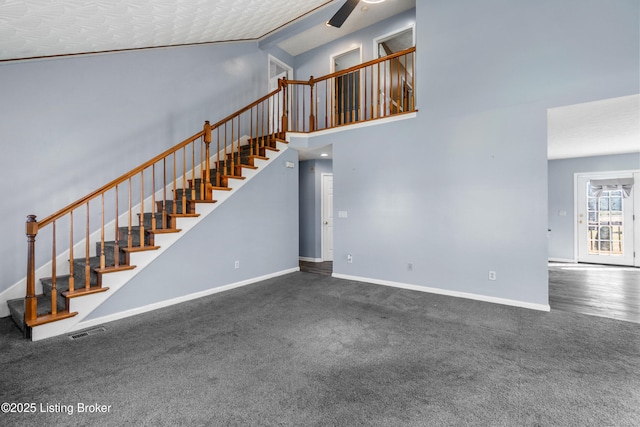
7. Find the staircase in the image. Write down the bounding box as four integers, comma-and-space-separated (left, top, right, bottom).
8, 131, 287, 341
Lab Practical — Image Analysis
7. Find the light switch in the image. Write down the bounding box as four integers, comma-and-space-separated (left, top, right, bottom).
338, 211, 348, 218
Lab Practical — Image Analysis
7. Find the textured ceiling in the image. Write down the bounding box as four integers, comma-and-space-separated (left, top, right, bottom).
548, 94, 640, 160
0, 0, 332, 61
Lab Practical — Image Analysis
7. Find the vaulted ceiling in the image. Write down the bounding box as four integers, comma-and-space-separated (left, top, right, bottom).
0, 0, 414, 61
0, 0, 332, 61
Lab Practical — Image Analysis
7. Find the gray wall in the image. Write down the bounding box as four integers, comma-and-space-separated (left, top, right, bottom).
0, 42, 271, 295
548, 153, 640, 261
299, 159, 333, 260
86, 148, 299, 319
292, 0, 639, 307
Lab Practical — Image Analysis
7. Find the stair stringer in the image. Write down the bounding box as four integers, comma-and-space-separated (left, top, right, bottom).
30, 140, 289, 341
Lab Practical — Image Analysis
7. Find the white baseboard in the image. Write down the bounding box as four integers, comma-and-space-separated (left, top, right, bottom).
299, 257, 323, 263
76, 267, 300, 331
331, 273, 551, 312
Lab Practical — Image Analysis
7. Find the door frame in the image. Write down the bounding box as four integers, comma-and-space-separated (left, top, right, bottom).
268, 54, 293, 88
268, 55, 293, 132
573, 170, 639, 266
321, 173, 334, 262
372, 24, 416, 57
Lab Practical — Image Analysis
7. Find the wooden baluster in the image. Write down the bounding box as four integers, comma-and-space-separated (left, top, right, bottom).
100, 194, 105, 269
411, 51, 415, 111
84, 202, 90, 290
151, 165, 157, 231
363, 69, 367, 121
310, 78, 316, 132
128, 178, 133, 249
204, 121, 211, 200
397, 57, 401, 113
352, 71, 356, 123
281, 78, 288, 133
216, 127, 221, 187
51, 221, 57, 315
114, 186, 120, 268
224, 123, 228, 177
162, 158, 167, 230
301, 84, 306, 132
25, 215, 38, 328
376, 62, 380, 119
139, 170, 145, 248
403, 54, 408, 111
383, 61, 388, 117
68, 211, 74, 293
182, 147, 187, 214
199, 138, 204, 200
324, 80, 329, 129
231, 118, 235, 176
261, 102, 265, 149
250, 107, 255, 156
191, 142, 196, 201
370, 66, 374, 120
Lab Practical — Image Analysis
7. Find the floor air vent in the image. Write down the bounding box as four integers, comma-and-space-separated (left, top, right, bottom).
69, 326, 107, 340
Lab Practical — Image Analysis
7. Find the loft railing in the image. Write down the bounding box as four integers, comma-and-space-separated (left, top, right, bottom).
285, 46, 416, 132
22, 47, 416, 333
24, 80, 288, 330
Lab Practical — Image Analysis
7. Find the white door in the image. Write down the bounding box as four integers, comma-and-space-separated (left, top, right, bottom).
322, 174, 334, 261
577, 174, 635, 266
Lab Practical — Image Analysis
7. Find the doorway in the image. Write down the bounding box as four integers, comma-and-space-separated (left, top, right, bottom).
268, 55, 293, 134
321, 173, 334, 261
331, 47, 361, 126
373, 26, 415, 116
576, 173, 636, 266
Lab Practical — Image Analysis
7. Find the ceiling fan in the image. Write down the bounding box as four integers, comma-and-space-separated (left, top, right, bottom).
326, 0, 385, 28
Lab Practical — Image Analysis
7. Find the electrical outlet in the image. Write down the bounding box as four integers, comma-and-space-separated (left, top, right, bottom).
488, 270, 496, 281
235, 261, 240, 269
347, 254, 353, 264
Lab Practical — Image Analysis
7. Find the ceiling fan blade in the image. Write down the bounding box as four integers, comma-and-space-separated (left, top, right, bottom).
327, 0, 360, 28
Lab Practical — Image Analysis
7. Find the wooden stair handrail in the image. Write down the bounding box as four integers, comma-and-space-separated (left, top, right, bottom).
37, 87, 284, 229
282, 47, 416, 87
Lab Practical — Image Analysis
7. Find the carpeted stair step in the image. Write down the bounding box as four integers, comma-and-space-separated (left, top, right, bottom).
117, 226, 152, 248
41, 275, 75, 299
156, 200, 192, 215
72, 256, 103, 288
7, 295, 66, 333
173, 188, 203, 202
95, 241, 128, 266
139, 212, 172, 230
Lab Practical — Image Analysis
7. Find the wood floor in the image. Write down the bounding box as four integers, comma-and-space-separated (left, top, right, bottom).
299, 260, 333, 276
549, 262, 640, 324
298, 260, 640, 324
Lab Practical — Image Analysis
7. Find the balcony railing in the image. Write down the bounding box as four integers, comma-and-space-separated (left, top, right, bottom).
285, 46, 416, 132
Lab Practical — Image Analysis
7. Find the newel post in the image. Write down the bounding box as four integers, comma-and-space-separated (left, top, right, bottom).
203, 121, 212, 200
308, 76, 315, 132
280, 78, 288, 134
25, 215, 38, 330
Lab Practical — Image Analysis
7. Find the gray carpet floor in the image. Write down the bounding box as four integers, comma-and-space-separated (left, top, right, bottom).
1, 272, 639, 426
